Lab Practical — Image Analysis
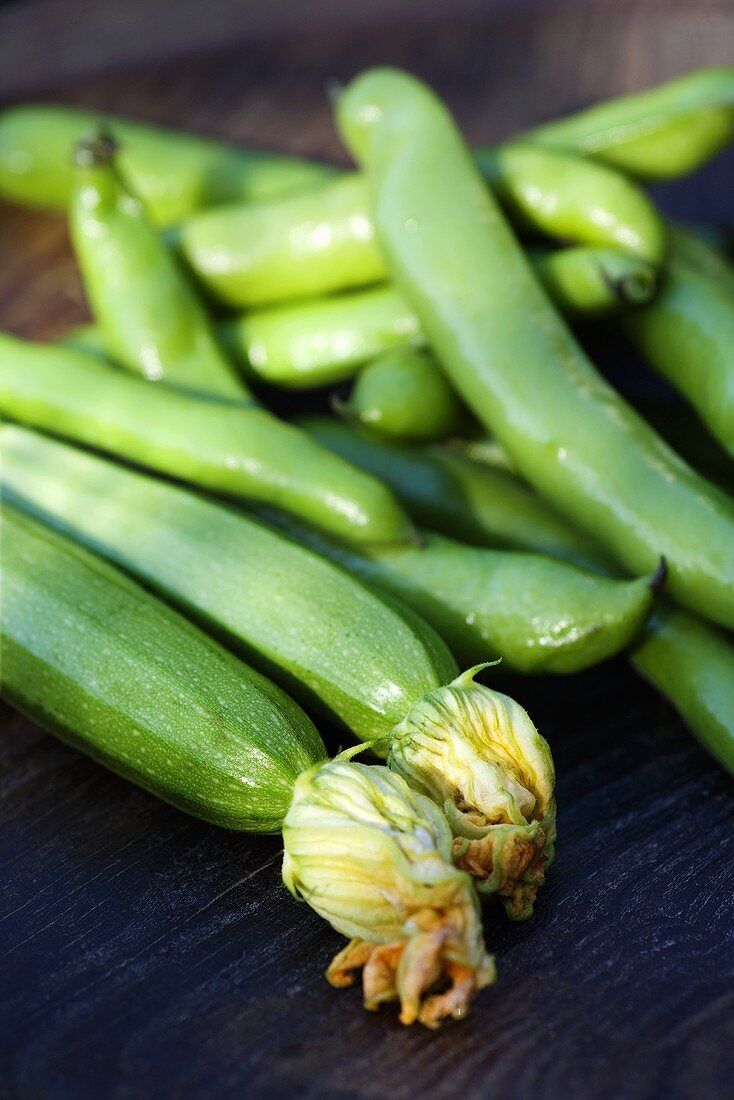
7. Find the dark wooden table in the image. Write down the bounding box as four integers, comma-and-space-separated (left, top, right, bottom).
1, 5, 733, 1098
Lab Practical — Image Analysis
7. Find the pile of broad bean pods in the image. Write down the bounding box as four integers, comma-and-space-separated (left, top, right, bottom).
1, 67, 732, 1027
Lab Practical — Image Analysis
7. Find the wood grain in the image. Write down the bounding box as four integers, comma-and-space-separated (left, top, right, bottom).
1, 6, 733, 1099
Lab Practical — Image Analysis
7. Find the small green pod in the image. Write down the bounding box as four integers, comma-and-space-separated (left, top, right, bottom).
178, 173, 385, 307
530, 247, 658, 317
670, 223, 734, 291
631, 607, 734, 776
525, 67, 734, 180
179, 152, 665, 309
1, 425, 456, 744
0, 504, 326, 831
302, 417, 611, 571
338, 68, 734, 629
623, 247, 734, 456
0, 103, 334, 226
260, 511, 658, 676
70, 133, 246, 400
0, 333, 414, 547
219, 285, 421, 389
335, 348, 465, 443
479, 143, 667, 264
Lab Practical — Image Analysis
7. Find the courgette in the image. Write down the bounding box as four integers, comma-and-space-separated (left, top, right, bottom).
1, 426, 457, 742
0, 504, 326, 830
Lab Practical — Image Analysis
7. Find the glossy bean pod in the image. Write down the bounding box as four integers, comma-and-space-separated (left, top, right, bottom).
334, 348, 466, 443
478, 144, 666, 262
0, 333, 414, 547
70, 133, 246, 399
320, 414, 734, 776
68, 246, 658, 392
255, 509, 658, 676
623, 234, 734, 456
0, 504, 327, 831
178, 150, 664, 309
390, 418, 734, 776
530, 246, 658, 317
0, 103, 334, 226
0, 425, 456, 744
337, 68, 734, 629
302, 416, 611, 571
523, 67, 734, 180
630, 607, 734, 776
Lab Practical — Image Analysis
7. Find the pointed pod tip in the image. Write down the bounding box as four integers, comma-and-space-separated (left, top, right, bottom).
649, 556, 668, 597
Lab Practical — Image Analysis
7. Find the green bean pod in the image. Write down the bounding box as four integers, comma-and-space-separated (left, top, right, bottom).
220, 285, 422, 388
0, 333, 414, 547
337, 68, 734, 630
670, 224, 734, 290
70, 133, 246, 399
530, 247, 658, 317
178, 150, 664, 309
255, 509, 658, 676
302, 416, 611, 571
335, 348, 465, 443
630, 607, 734, 776
0, 503, 327, 831
0, 104, 334, 226
623, 242, 734, 457
478, 143, 666, 263
524, 67, 734, 180
72, 245, 656, 391
0, 425, 456, 744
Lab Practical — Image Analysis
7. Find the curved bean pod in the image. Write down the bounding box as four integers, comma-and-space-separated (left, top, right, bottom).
302, 417, 616, 572
630, 607, 734, 776
337, 68, 734, 630
334, 349, 465, 443
524, 67, 734, 180
255, 509, 658, 676
623, 237, 734, 457
0, 333, 414, 547
0, 103, 334, 226
70, 133, 246, 399
478, 144, 666, 262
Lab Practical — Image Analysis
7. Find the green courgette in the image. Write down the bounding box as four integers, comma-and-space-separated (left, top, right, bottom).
1, 426, 456, 742
0, 503, 326, 830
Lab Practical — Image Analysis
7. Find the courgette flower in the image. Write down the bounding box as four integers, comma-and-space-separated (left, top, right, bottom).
388, 667, 556, 920
282, 757, 494, 1028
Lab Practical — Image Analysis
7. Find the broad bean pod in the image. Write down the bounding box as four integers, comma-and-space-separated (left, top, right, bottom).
302, 417, 611, 571
623, 234, 734, 457
337, 68, 734, 629
0, 104, 334, 226
334, 348, 466, 443
0, 333, 413, 547
70, 133, 246, 399
523, 67, 734, 180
